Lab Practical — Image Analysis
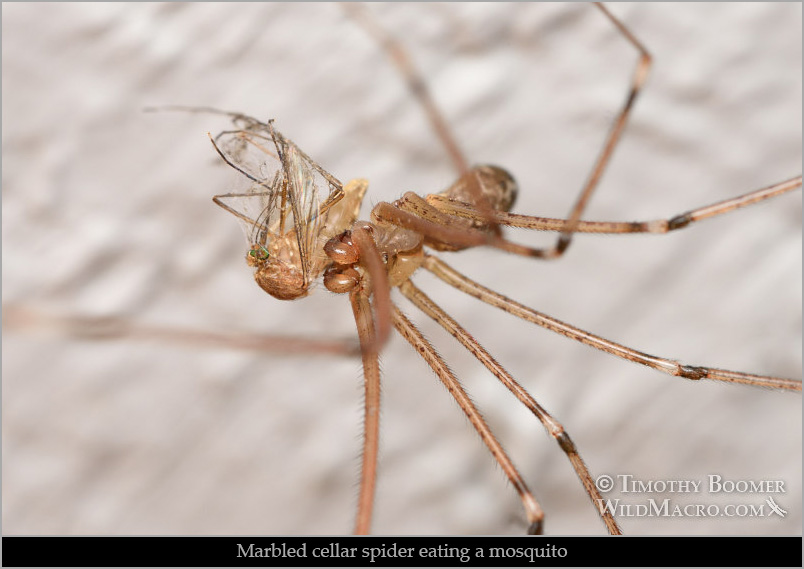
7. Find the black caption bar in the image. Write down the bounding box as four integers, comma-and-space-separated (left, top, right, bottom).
2, 536, 801, 567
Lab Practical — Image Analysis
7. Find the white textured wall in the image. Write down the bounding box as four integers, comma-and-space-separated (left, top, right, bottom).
3, 3, 801, 535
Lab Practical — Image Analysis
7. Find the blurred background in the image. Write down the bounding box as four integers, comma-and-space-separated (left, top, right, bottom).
3, 3, 801, 535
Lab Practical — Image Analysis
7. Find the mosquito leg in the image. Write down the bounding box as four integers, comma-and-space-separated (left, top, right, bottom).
212, 191, 275, 226
391, 303, 545, 534
349, 289, 382, 535
399, 280, 621, 535
208, 132, 266, 185
424, 255, 802, 392
426, 176, 803, 234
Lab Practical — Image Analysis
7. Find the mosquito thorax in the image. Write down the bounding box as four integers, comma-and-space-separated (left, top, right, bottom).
246, 243, 310, 301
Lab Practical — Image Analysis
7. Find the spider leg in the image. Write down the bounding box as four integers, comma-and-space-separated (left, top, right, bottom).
426, 176, 802, 235
392, 303, 545, 534
349, 289, 382, 535
424, 255, 802, 392
400, 279, 622, 534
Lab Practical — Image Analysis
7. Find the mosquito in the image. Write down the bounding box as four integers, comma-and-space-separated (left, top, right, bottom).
190, 3, 802, 535
3, 2, 800, 531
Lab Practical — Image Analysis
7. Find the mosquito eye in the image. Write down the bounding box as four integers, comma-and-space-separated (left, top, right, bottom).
249, 247, 269, 260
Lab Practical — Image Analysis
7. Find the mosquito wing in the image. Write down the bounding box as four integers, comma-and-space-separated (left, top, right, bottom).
211, 117, 347, 299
